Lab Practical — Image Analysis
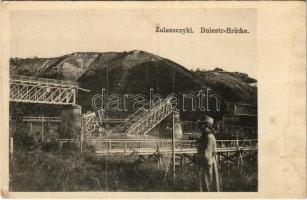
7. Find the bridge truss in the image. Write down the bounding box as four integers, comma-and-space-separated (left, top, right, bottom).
125, 96, 174, 135
10, 75, 77, 105
234, 104, 257, 116
83, 96, 175, 137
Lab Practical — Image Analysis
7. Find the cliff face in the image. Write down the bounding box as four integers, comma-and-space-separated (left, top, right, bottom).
10, 50, 257, 119
10, 52, 100, 80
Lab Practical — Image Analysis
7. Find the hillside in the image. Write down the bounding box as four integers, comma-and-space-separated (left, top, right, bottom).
10, 50, 257, 118
193, 69, 257, 103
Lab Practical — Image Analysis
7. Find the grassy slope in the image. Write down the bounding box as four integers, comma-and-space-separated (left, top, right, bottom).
10, 150, 257, 192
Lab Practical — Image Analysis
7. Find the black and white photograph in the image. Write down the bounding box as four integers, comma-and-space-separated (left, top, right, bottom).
1, 2, 306, 198
7, 7, 258, 192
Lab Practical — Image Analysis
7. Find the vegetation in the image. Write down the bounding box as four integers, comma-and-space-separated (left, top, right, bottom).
10, 148, 257, 192
191, 67, 257, 84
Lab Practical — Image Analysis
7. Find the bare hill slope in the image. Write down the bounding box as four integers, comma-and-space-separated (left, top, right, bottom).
10, 50, 257, 114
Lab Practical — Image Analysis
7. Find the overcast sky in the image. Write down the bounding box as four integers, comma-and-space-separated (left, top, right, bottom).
10, 8, 257, 78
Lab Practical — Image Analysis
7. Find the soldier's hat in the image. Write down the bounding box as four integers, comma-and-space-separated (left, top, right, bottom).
197, 114, 214, 125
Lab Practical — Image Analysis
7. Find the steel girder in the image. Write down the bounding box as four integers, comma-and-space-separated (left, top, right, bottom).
125, 96, 174, 135
83, 97, 174, 137
10, 82, 76, 105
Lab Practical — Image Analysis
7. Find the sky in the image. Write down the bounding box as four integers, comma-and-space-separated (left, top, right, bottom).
10, 8, 257, 78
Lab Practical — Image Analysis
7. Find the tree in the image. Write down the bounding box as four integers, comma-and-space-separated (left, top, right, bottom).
213, 67, 224, 72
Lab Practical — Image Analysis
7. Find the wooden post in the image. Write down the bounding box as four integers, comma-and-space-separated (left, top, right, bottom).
180, 155, 183, 171
41, 120, 44, 142
157, 155, 162, 169
10, 136, 14, 159
30, 122, 33, 133
236, 132, 239, 147
73, 89, 76, 105
172, 112, 176, 181
159, 156, 163, 168
226, 151, 229, 176
237, 151, 240, 169
214, 158, 221, 191
80, 121, 84, 153
235, 133, 240, 169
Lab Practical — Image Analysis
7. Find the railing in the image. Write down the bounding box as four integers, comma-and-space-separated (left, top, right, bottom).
89, 119, 128, 124
10, 116, 61, 122
10, 75, 77, 87
85, 139, 258, 155
216, 139, 258, 151
234, 104, 257, 116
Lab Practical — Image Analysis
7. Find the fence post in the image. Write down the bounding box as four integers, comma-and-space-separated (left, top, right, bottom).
80, 122, 84, 153
41, 119, 44, 143
172, 112, 176, 181
124, 141, 127, 154
10, 136, 14, 159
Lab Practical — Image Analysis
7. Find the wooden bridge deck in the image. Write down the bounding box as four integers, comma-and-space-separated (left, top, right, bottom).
80, 139, 258, 156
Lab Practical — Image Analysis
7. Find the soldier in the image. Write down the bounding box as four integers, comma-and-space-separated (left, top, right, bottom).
195, 114, 219, 192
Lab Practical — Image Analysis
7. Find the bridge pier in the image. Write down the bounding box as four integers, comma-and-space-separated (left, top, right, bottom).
61, 105, 82, 140
173, 111, 183, 139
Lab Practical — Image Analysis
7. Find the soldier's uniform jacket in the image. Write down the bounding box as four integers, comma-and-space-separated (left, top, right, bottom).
195, 130, 217, 166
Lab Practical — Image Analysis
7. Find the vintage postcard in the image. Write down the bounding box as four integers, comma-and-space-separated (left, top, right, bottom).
0, 1, 306, 199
